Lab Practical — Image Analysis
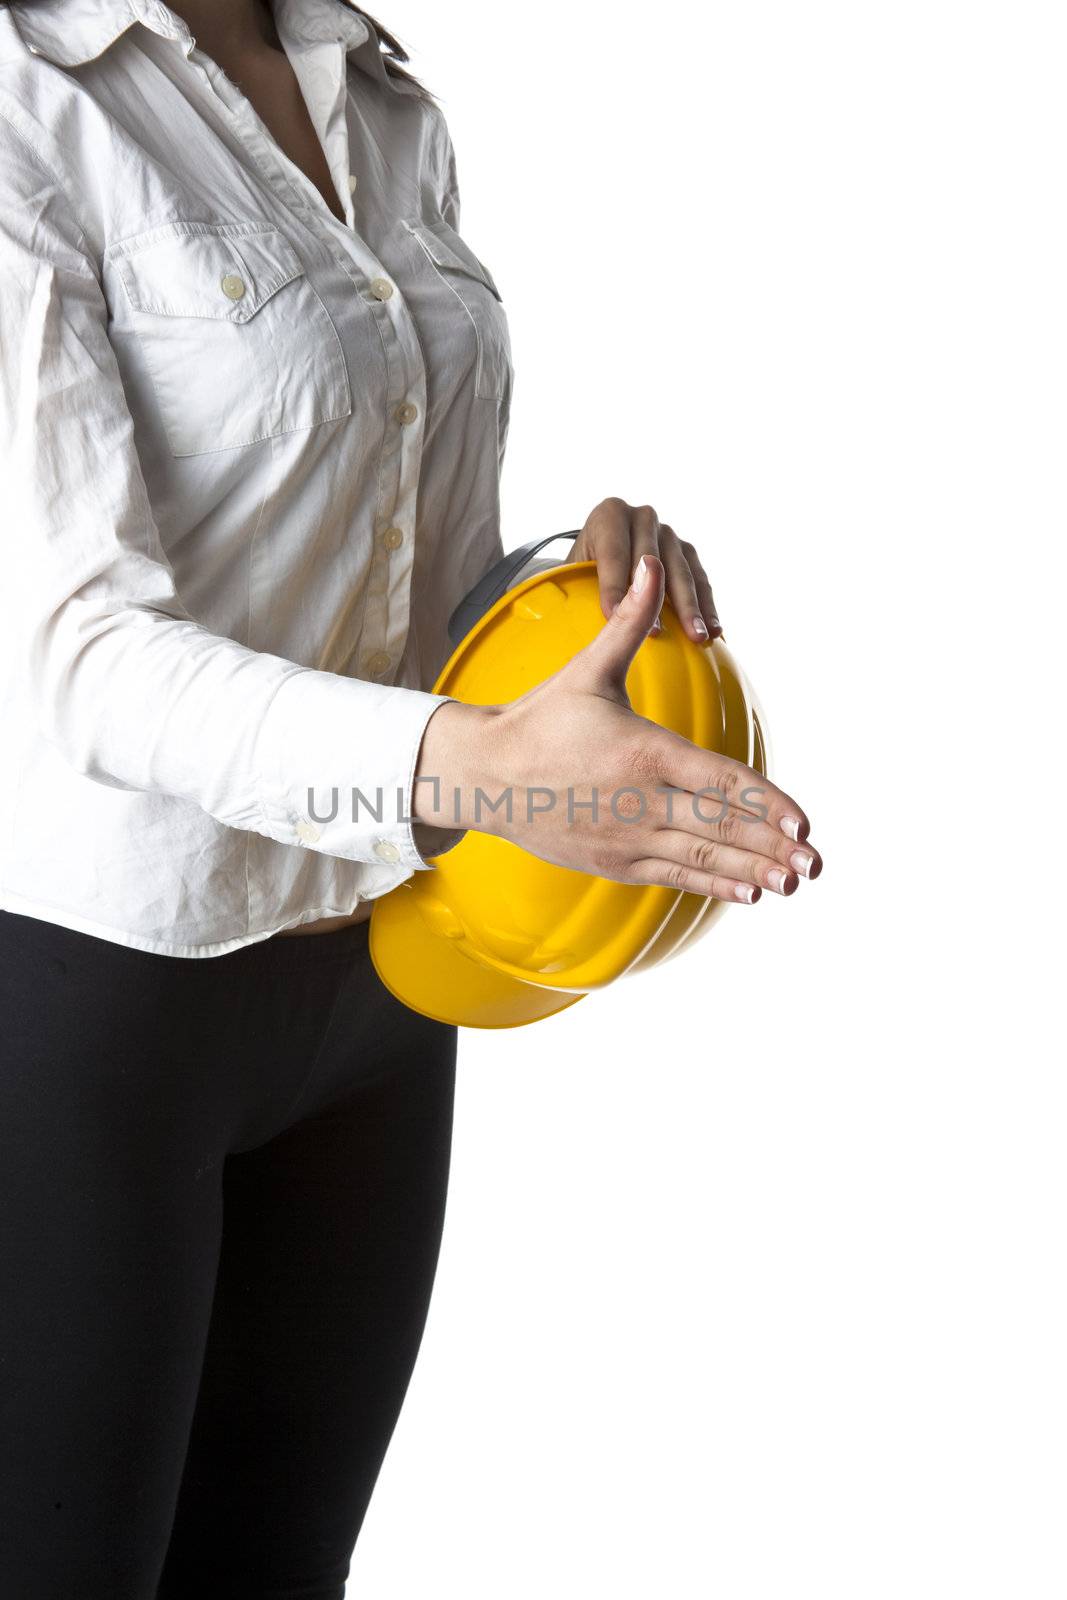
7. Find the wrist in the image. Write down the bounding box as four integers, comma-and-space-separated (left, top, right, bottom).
412, 699, 505, 835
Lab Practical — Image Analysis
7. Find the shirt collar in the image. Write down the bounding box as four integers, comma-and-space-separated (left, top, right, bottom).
9, 0, 193, 67
272, 0, 368, 51
10, 0, 409, 93
272, 0, 410, 94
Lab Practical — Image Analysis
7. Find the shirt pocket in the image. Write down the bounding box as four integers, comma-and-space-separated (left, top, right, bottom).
108, 222, 352, 457
402, 217, 512, 402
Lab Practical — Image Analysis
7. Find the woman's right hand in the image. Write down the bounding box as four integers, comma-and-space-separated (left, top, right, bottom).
413, 554, 821, 904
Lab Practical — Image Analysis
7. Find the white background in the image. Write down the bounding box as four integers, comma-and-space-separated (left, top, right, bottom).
350, 3, 1064, 1595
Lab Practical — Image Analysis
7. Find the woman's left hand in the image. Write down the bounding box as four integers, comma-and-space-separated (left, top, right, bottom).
567, 497, 721, 643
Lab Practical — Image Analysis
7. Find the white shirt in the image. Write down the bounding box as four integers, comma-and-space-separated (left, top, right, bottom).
0, 0, 519, 956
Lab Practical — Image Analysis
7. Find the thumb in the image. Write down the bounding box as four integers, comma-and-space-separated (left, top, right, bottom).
567, 553, 665, 695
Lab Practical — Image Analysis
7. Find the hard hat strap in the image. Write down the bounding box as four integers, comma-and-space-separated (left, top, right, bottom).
447, 530, 581, 647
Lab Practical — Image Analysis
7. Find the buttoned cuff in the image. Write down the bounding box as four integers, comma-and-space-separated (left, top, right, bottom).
254, 667, 462, 870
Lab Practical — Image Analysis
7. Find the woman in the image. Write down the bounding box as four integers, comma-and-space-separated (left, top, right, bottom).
0, 0, 821, 1593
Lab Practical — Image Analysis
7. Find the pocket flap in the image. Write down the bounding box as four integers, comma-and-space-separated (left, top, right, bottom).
403, 218, 503, 301
111, 224, 306, 323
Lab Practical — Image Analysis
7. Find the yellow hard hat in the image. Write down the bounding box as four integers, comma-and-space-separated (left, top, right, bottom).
370, 533, 770, 1029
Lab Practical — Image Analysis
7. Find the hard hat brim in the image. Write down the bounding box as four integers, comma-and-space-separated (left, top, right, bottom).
369, 878, 586, 1030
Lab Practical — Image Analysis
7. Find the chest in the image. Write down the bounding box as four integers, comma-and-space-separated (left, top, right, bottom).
72, 41, 513, 460
222, 51, 347, 224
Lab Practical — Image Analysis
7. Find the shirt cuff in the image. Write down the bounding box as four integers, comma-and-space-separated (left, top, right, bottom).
253, 666, 461, 870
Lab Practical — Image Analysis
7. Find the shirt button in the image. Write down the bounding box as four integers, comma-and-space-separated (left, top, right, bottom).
374, 840, 402, 865
394, 401, 418, 425
221, 273, 246, 301
365, 650, 392, 678
381, 525, 404, 551
370, 276, 394, 301
348, 173, 358, 193
295, 818, 322, 845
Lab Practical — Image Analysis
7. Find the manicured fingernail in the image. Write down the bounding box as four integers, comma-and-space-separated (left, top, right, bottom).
735, 883, 760, 903
632, 555, 648, 594
780, 815, 803, 841
790, 850, 816, 878
768, 868, 795, 895
692, 617, 709, 638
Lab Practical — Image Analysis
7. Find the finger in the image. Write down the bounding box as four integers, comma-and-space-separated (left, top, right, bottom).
658, 527, 709, 644
678, 538, 722, 639
629, 856, 763, 904
650, 829, 804, 896
628, 504, 663, 632
584, 499, 634, 620
649, 796, 822, 879
570, 553, 665, 694
648, 737, 814, 845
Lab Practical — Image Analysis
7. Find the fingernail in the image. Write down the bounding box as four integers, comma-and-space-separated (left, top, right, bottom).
632, 555, 648, 594
735, 883, 760, 903
780, 815, 803, 841
768, 868, 795, 895
790, 850, 816, 879
692, 617, 709, 638
650, 614, 663, 635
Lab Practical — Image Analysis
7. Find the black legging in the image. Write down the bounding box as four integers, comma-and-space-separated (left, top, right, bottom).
0, 907, 458, 1599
